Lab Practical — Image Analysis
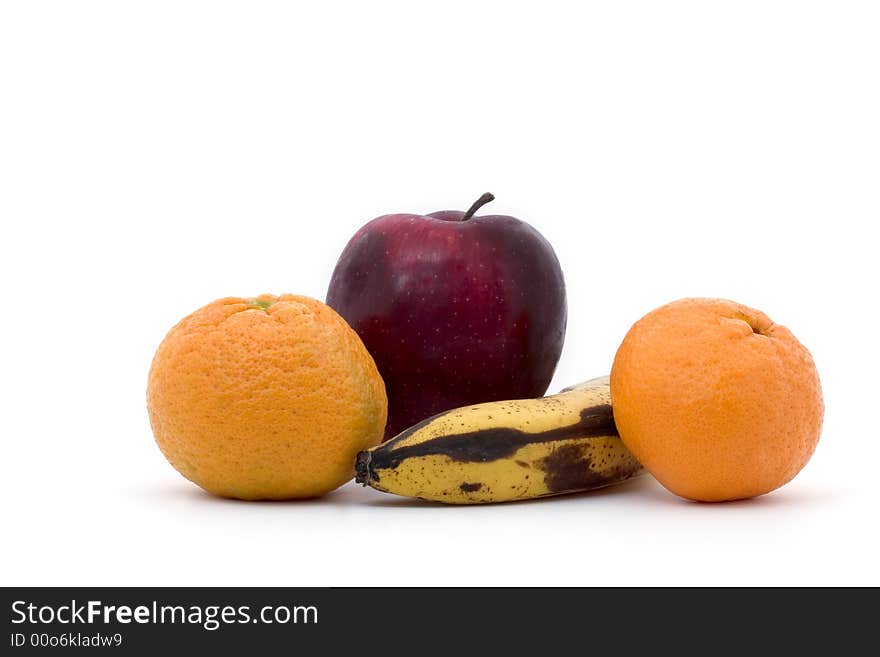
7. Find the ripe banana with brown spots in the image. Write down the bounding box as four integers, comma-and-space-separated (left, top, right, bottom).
354, 376, 644, 504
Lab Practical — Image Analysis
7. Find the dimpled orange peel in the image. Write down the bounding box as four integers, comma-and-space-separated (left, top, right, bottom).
147, 294, 387, 500
611, 298, 823, 502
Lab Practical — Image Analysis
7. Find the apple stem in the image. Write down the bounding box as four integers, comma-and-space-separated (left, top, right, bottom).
461, 192, 495, 221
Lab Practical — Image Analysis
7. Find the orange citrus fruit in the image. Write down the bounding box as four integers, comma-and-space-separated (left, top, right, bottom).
610, 298, 823, 502
147, 294, 387, 500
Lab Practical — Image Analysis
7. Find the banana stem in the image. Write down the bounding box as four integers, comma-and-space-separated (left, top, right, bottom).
355, 451, 372, 485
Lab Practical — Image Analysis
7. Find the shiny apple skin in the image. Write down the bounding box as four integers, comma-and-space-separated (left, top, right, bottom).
326, 210, 566, 440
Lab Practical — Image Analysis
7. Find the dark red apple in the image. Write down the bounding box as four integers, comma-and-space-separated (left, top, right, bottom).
326, 193, 567, 440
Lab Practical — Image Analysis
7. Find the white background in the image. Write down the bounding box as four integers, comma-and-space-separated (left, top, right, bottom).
1, 1, 878, 586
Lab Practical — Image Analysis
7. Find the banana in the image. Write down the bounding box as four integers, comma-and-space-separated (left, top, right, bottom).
354, 376, 644, 504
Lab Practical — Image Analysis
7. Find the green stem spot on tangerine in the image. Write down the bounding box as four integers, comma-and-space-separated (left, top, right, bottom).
247, 299, 273, 311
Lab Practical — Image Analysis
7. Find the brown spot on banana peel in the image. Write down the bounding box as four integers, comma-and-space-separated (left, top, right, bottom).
371, 404, 618, 471
459, 482, 483, 492
538, 444, 642, 493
